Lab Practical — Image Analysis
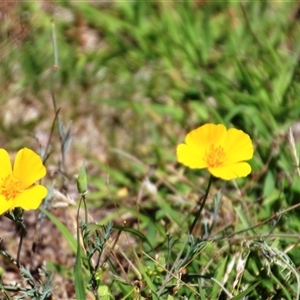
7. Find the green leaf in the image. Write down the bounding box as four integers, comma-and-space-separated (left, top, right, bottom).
74, 197, 86, 300
74, 240, 86, 300
210, 256, 228, 300
40, 208, 77, 253
41, 207, 86, 298
88, 224, 154, 252
231, 281, 260, 300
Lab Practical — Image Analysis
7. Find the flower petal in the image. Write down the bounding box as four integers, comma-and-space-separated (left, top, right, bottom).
13, 185, 48, 210
13, 148, 46, 189
0, 195, 14, 215
223, 128, 254, 164
208, 162, 252, 180
177, 144, 207, 169
178, 124, 228, 169
0, 149, 12, 179
185, 124, 227, 154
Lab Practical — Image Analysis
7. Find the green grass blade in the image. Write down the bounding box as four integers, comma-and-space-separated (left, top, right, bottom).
40, 208, 77, 253
74, 239, 86, 300
231, 281, 260, 300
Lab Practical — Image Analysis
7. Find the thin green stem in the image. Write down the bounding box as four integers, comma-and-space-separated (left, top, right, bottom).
42, 107, 60, 164
50, 19, 59, 114
189, 175, 213, 235
82, 195, 88, 225
16, 225, 26, 267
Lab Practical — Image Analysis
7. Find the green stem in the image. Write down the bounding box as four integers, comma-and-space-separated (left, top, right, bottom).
16, 225, 26, 267
189, 175, 213, 235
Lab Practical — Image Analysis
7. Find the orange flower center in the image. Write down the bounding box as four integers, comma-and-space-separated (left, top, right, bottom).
205, 144, 226, 168
0, 175, 22, 200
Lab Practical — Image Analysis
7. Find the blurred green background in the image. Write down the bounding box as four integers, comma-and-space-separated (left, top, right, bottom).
1, 1, 300, 299
1, 1, 300, 210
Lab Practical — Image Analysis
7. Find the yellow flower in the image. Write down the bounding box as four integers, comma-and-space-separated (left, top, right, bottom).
0, 148, 47, 215
177, 124, 254, 180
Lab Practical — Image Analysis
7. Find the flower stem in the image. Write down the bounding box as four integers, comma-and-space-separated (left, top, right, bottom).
189, 175, 213, 235
17, 224, 26, 267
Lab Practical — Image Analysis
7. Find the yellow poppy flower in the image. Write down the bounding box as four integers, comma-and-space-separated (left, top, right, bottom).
177, 124, 254, 180
0, 148, 47, 215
